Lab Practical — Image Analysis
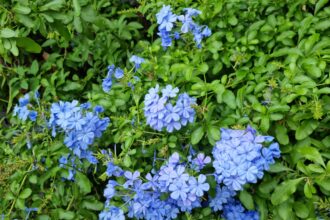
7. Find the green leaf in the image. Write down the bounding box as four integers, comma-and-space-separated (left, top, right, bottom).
16, 14, 35, 28
0, 28, 18, 38
16, 37, 42, 53
294, 202, 309, 218
297, 146, 325, 167
275, 125, 289, 145
13, 4, 31, 14
62, 82, 83, 91
268, 163, 292, 173
15, 198, 25, 210
315, 0, 328, 14
278, 202, 294, 220
270, 48, 303, 57
82, 200, 104, 211
304, 182, 313, 198
223, 90, 236, 109
75, 172, 91, 194
271, 178, 304, 205
316, 87, 330, 94
30, 60, 39, 75
29, 175, 38, 184
72, 0, 81, 16
19, 188, 32, 199
207, 126, 220, 140
74, 16, 83, 33
316, 177, 330, 191
295, 120, 319, 140
239, 191, 254, 210
260, 115, 269, 132
191, 127, 204, 145
58, 209, 75, 219
40, 0, 65, 11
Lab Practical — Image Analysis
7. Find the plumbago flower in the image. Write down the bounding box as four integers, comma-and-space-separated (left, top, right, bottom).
102, 64, 124, 92
144, 84, 196, 132
49, 101, 110, 164
212, 126, 281, 191
156, 5, 211, 49
99, 126, 280, 219
100, 152, 210, 219
13, 93, 38, 121
129, 55, 145, 70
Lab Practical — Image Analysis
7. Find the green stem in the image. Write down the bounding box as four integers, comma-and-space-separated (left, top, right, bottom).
66, 196, 74, 211
7, 164, 33, 217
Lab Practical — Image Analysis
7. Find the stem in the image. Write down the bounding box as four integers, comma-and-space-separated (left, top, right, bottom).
7, 164, 33, 217
66, 196, 74, 211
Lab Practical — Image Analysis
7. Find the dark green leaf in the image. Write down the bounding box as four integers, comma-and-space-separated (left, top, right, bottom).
16, 37, 42, 53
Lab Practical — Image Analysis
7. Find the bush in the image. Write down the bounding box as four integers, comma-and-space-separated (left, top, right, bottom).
1, 0, 330, 219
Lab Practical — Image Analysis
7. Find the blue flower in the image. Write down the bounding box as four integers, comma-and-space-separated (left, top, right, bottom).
209, 186, 236, 211
188, 174, 209, 197
222, 199, 260, 220
212, 126, 281, 191
156, 5, 177, 31
104, 180, 118, 200
114, 68, 124, 79
162, 85, 179, 98
191, 153, 211, 171
19, 94, 30, 107
169, 180, 189, 200
99, 206, 125, 220
102, 77, 113, 93
49, 101, 109, 166
144, 85, 196, 132
102, 65, 124, 92
13, 94, 38, 122
129, 55, 145, 70
183, 8, 201, 17
123, 171, 140, 188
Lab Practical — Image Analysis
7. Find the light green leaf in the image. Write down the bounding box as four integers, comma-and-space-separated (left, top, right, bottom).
13, 4, 31, 14
58, 209, 75, 219
82, 200, 104, 211
19, 188, 32, 199
295, 120, 319, 140
73, 0, 81, 16
315, 0, 328, 14
275, 125, 289, 145
191, 127, 204, 145
0, 28, 18, 38
297, 146, 325, 167
239, 191, 254, 210
75, 172, 91, 194
271, 178, 304, 205
223, 90, 236, 109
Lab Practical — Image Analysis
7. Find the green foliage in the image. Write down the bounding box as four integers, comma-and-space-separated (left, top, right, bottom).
1, 0, 330, 219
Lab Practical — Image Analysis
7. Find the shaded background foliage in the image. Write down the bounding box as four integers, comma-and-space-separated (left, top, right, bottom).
0, 0, 330, 219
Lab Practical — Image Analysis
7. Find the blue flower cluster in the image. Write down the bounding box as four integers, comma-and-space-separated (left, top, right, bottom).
100, 152, 211, 220
98, 126, 281, 219
102, 65, 124, 92
222, 198, 260, 220
99, 205, 125, 220
156, 5, 211, 48
49, 101, 110, 164
144, 84, 196, 132
212, 126, 281, 191
13, 94, 38, 121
